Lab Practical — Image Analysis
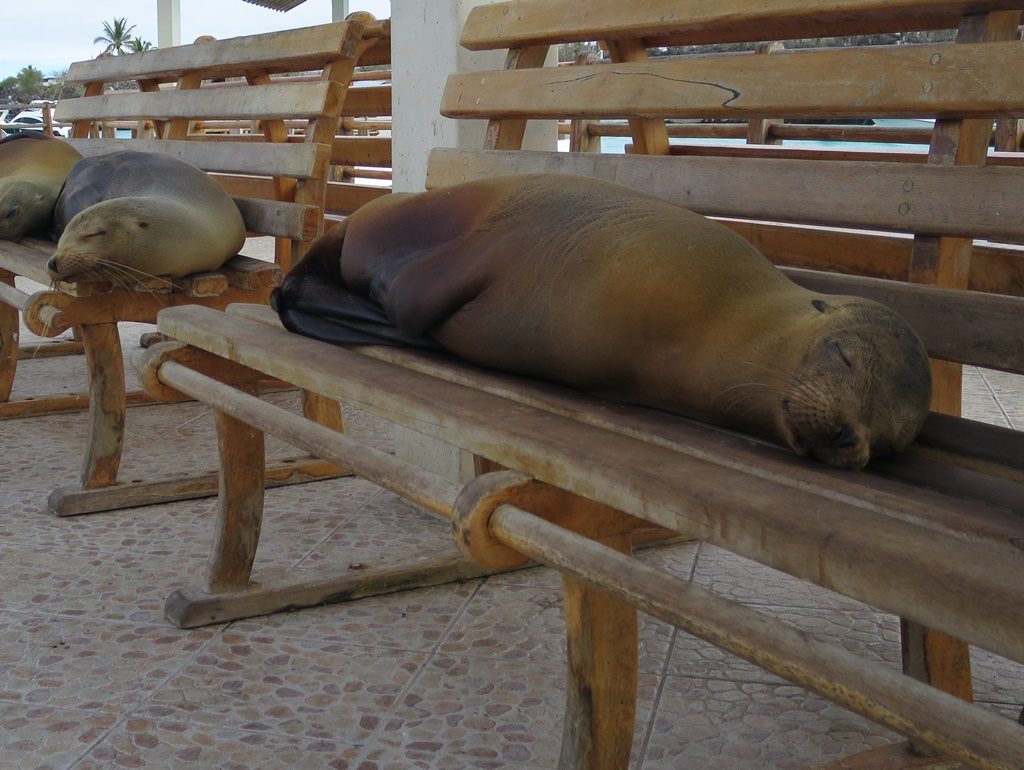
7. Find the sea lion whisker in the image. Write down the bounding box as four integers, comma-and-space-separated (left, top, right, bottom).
740, 359, 823, 405
91, 258, 174, 287
99, 267, 169, 305
715, 382, 793, 415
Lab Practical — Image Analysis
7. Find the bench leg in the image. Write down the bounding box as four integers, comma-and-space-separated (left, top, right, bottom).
0, 269, 16, 402
901, 619, 973, 757
560, 534, 637, 770
301, 389, 345, 432
205, 408, 265, 593
80, 322, 126, 489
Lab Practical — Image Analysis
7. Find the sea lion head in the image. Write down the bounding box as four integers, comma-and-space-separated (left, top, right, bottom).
47, 197, 225, 283
773, 297, 931, 470
0, 180, 52, 240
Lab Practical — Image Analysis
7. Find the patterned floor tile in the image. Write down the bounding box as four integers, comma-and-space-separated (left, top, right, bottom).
972, 647, 1024, 707
296, 490, 461, 574
0, 540, 108, 614
0, 616, 214, 713
437, 579, 676, 677
692, 545, 873, 612
73, 716, 362, 770
641, 677, 896, 769
365, 655, 659, 770
365, 655, 564, 769
140, 632, 427, 742
438, 582, 566, 663
979, 369, 1024, 428
666, 605, 900, 683
0, 701, 117, 770
228, 581, 478, 651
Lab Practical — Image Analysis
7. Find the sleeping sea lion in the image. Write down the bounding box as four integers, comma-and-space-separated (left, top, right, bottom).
0, 133, 82, 240
47, 150, 245, 282
272, 174, 932, 470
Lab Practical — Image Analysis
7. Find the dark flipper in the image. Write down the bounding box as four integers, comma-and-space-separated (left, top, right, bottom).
278, 306, 442, 348
272, 222, 440, 350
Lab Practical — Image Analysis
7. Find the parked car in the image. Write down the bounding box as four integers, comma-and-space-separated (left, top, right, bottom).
0, 109, 72, 138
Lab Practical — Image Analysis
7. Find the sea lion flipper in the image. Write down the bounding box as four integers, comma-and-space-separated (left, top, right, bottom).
273, 224, 439, 350
278, 305, 442, 350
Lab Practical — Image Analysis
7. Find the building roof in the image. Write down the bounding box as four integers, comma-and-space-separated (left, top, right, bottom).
241, 0, 309, 11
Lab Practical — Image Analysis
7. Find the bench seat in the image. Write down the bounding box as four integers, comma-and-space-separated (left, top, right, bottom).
133, 1, 1024, 766
0, 18, 391, 515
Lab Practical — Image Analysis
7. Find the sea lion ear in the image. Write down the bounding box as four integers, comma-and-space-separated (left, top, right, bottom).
4, 204, 18, 219
136, 221, 149, 228
811, 299, 834, 314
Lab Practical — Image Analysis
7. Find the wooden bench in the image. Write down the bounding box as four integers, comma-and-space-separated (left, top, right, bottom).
0, 18, 389, 516
136, 1, 1024, 767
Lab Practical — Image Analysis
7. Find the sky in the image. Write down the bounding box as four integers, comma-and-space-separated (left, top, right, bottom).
1, 0, 392, 80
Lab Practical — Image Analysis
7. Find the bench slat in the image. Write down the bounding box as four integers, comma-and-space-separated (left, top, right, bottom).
331, 136, 393, 166
231, 197, 320, 241
781, 267, 1024, 373
56, 81, 342, 123
721, 220, 1024, 298
461, 0, 1024, 48
157, 304, 1024, 664
0, 240, 54, 286
442, 42, 1024, 120
426, 148, 1024, 241
229, 299, 1023, 523
340, 85, 392, 118
67, 138, 329, 179
65, 22, 362, 84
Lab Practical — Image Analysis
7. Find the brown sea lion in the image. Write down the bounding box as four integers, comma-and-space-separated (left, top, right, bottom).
0, 133, 82, 240
272, 174, 932, 470
47, 150, 245, 282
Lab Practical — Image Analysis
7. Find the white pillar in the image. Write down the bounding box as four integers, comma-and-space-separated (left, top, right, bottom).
391, 0, 556, 193
157, 0, 181, 48
332, 0, 350, 22
389, 0, 557, 482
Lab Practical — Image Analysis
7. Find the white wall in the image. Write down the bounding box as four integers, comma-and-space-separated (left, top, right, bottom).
391, 0, 555, 192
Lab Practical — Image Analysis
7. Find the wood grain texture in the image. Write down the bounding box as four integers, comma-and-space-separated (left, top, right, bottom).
780, 267, 1024, 372
426, 148, 1024, 241
0, 270, 18, 402
442, 42, 1024, 121
460, 0, 1024, 49
206, 408, 266, 592
79, 323, 125, 489
559, 534, 637, 770
155, 306, 1024, 665
65, 21, 361, 84
67, 137, 329, 179
59, 81, 342, 123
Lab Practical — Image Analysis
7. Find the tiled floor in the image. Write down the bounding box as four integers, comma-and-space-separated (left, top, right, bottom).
1, 242, 1022, 769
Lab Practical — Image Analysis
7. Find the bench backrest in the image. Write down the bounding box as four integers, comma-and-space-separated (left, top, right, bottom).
429, 0, 1024, 416
55, 18, 389, 271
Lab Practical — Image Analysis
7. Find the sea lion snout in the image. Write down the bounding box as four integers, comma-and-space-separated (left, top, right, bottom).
778, 300, 932, 470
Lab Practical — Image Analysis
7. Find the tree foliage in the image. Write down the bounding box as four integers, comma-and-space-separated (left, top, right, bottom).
94, 17, 138, 56
127, 37, 156, 53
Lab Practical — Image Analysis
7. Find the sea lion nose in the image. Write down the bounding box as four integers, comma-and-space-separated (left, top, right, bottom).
46, 256, 59, 273
832, 423, 859, 449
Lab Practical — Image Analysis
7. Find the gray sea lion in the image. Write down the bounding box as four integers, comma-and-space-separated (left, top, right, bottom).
47, 150, 245, 282
272, 174, 932, 470
0, 133, 82, 240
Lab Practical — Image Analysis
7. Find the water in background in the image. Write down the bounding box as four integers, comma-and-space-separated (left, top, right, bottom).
560, 119, 933, 155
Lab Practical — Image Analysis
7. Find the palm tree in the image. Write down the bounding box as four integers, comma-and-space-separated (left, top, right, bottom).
15, 66, 45, 100
94, 18, 137, 56
127, 37, 155, 53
